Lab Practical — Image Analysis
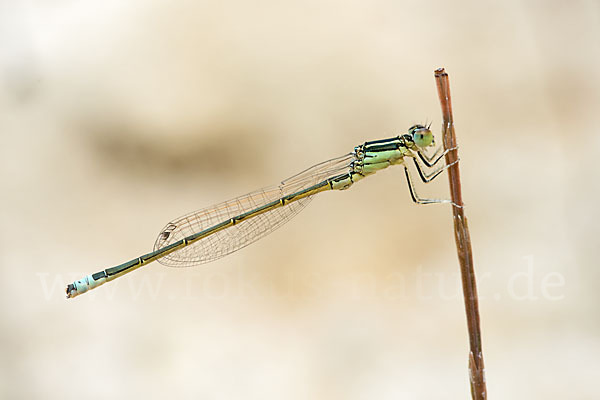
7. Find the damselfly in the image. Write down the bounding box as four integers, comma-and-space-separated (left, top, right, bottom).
66, 124, 457, 298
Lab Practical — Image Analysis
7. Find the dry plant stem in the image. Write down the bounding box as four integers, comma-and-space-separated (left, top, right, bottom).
434, 68, 487, 400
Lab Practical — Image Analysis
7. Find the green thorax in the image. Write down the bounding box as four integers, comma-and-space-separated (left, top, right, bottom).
355, 136, 413, 175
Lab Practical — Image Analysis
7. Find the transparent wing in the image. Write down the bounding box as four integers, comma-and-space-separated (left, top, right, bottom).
153, 152, 355, 267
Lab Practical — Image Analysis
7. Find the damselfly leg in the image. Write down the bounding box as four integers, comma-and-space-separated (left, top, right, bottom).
417, 146, 457, 167
412, 155, 459, 182
402, 157, 460, 206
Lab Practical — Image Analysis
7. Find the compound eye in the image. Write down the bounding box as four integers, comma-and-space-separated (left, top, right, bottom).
412, 128, 434, 148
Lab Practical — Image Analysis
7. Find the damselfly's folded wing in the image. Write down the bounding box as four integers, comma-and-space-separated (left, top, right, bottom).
153, 153, 355, 267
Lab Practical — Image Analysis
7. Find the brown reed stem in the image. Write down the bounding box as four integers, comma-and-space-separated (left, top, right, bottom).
434, 68, 487, 399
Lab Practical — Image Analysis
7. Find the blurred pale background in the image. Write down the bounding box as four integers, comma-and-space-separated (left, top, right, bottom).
1, 1, 599, 399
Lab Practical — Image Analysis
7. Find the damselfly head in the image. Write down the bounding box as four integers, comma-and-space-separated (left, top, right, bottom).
408, 124, 435, 148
